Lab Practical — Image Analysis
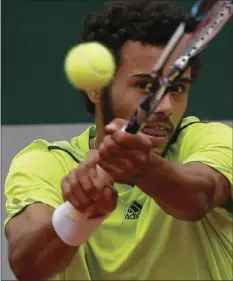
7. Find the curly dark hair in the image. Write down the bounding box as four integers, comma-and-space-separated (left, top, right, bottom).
79, 0, 201, 116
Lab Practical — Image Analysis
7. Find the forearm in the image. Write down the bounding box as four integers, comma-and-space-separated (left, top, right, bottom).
138, 153, 219, 220
8, 217, 78, 280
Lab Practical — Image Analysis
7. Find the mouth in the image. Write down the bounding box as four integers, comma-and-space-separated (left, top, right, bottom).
141, 123, 172, 142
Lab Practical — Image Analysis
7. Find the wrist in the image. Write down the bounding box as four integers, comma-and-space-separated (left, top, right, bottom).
136, 152, 158, 186
52, 202, 106, 247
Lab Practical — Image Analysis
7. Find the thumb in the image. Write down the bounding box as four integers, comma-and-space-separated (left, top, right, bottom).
105, 118, 127, 134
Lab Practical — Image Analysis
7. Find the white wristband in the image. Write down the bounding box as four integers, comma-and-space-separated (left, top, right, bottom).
52, 202, 106, 246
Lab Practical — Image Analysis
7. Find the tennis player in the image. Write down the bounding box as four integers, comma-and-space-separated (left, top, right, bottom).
4, 1, 232, 280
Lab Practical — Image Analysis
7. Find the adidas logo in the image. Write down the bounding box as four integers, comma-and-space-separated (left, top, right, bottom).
124, 201, 143, 220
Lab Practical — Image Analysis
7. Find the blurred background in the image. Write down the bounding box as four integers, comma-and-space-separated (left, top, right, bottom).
1, 0, 233, 279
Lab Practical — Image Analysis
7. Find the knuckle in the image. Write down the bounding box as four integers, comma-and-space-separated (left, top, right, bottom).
83, 182, 96, 194
61, 176, 68, 187
77, 204, 90, 213
71, 200, 81, 211
98, 148, 107, 159
61, 176, 69, 189
112, 118, 125, 128
114, 131, 125, 144
146, 141, 153, 150
69, 168, 77, 177
62, 184, 71, 199
77, 164, 85, 172
85, 157, 97, 169
108, 138, 118, 153
105, 136, 113, 148
84, 162, 92, 170
126, 160, 133, 170
139, 135, 152, 148
102, 137, 119, 154
86, 159, 96, 169
104, 135, 111, 144
136, 153, 147, 164
69, 172, 78, 186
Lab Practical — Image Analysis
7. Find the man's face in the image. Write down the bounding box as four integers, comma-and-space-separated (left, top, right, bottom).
108, 41, 192, 154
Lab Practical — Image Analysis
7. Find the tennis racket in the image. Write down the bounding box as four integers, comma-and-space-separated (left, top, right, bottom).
125, 0, 233, 134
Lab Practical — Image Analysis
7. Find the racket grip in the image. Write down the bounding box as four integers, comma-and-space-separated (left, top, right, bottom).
96, 164, 113, 187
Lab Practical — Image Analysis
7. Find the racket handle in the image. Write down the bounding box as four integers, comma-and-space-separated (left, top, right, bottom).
96, 164, 113, 187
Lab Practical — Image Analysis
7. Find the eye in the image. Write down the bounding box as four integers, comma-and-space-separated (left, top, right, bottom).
136, 81, 152, 91
167, 84, 186, 93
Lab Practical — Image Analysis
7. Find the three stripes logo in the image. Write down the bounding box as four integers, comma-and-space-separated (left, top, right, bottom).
124, 201, 143, 220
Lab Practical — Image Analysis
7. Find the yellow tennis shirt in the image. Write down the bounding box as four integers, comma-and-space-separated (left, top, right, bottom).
4, 116, 233, 280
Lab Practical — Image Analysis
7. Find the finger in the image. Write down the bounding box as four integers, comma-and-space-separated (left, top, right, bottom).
99, 135, 120, 154
92, 164, 120, 189
98, 151, 133, 172
61, 176, 81, 210
99, 137, 149, 165
99, 135, 148, 162
63, 169, 92, 212
61, 176, 72, 201
105, 118, 127, 134
88, 166, 98, 182
96, 186, 118, 213
118, 149, 149, 165
74, 171, 94, 205
111, 131, 153, 151
103, 185, 118, 211
79, 167, 97, 196
97, 157, 129, 176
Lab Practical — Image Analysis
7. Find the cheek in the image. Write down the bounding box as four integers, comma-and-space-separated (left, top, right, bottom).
171, 94, 188, 124
110, 83, 143, 120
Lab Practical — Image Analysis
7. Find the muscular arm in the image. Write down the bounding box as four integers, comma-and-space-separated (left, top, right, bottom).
138, 154, 231, 221
97, 119, 232, 221
6, 203, 78, 281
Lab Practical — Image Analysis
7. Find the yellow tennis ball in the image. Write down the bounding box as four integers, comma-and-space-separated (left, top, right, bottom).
64, 42, 116, 91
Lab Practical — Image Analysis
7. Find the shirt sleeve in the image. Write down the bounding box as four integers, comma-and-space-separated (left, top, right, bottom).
4, 141, 67, 229
181, 122, 233, 199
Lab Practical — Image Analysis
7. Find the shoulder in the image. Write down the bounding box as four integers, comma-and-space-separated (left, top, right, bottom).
9, 138, 72, 166
176, 116, 232, 147
167, 116, 232, 161
7, 124, 95, 178
5, 138, 81, 208
6, 139, 69, 183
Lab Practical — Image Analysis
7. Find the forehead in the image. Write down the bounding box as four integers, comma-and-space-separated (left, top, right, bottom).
119, 40, 191, 77
121, 41, 162, 74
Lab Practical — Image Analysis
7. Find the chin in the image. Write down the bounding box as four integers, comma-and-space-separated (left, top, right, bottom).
149, 135, 169, 146
151, 144, 164, 154
141, 132, 172, 155
149, 136, 171, 156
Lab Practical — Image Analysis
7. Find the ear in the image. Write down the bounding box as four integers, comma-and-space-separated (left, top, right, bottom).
87, 90, 101, 104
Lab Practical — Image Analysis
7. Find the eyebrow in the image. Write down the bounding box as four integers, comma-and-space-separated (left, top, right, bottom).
133, 73, 192, 84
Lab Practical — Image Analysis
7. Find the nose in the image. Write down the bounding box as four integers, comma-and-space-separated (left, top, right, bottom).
154, 93, 173, 116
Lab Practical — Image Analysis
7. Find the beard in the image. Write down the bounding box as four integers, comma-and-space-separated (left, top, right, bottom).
160, 117, 184, 157
100, 87, 185, 158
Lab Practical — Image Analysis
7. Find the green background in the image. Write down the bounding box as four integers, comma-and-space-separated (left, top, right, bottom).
2, 0, 233, 125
